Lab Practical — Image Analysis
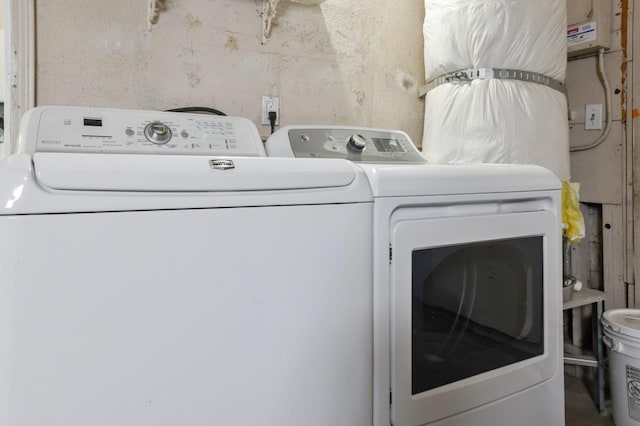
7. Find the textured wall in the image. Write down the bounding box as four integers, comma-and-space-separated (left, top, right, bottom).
35, 0, 425, 142
566, 0, 625, 204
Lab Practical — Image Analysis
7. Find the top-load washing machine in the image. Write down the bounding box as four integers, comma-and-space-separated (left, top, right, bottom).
266, 126, 565, 426
0, 107, 375, 426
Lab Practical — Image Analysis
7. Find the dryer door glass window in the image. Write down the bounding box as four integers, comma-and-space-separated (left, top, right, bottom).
411, 237, 543, 395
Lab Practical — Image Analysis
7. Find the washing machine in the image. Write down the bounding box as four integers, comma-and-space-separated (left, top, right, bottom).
266, 126, 565, 426
0, 107, 374, 426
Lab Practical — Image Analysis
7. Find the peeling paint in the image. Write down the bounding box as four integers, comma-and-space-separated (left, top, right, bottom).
225, 36, 238, 50
92, 28, 128, 54
104, 39, 123, 53
148, 0, 169, 28
187, 72, 201, 88
633, 109, 639, 119
35, 0, 426, 144
187, 13, 202, 30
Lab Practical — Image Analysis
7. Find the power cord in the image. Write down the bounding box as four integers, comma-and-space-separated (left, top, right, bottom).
165, 106, 227, 116
268, 111, 277, 134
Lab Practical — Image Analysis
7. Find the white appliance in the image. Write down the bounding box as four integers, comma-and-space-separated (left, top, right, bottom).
0, 107, 374, 426
266, 126, 565, 426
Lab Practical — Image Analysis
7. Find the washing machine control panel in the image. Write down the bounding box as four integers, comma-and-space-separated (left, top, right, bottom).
28, 107, 266, 156
266, 126, 426, 163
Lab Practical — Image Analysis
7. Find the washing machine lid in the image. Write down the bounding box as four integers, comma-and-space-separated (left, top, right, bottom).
359, 163, 561, 196
33, 153, 357, 192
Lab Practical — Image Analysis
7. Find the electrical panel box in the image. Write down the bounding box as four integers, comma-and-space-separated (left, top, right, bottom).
567, 0, 611, 58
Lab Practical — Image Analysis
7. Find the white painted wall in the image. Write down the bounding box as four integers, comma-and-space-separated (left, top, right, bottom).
35, 0, 425, 142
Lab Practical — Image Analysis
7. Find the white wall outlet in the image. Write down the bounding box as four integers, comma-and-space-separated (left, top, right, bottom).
261, 95, 280, 125
585, 104, 603, 130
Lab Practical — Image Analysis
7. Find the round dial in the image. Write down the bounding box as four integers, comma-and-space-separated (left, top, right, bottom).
144, 122, 172, 145
347, 133, 367, 152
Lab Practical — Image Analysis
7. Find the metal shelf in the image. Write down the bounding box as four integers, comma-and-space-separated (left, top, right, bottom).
563, 288, 606, 413
563, 288, 605, 310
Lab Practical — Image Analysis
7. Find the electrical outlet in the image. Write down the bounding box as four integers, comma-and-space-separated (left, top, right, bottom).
585, 104, 603, 130
261, 95, 280, 125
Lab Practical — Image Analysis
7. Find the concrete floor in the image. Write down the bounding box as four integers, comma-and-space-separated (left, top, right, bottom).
565, 374, 614, 426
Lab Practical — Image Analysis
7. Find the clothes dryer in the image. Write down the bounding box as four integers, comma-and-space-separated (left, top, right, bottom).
0, 107, 374, 426
266, 126, 565, 426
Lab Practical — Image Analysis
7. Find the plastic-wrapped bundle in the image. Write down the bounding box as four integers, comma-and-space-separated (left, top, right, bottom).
423, 0, 566, 80
422, 0, 570, 180
424, 81, 570, 179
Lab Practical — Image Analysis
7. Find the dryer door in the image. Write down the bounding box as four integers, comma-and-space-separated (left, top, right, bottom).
390, 210, 560, 426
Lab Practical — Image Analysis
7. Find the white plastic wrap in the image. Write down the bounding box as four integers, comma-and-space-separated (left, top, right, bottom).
422, 0, 570, 180
423, 81, 570, 180
423, 0, 566, 80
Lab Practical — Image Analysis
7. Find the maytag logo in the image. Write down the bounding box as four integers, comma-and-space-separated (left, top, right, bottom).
209, 159, 235, 170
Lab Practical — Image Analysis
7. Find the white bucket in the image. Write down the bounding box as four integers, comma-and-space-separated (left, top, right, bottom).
602, 309, 640, 425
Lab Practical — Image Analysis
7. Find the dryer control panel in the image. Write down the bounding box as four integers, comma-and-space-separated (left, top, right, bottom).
265, 126, 426, 163
20, 106, 266, 156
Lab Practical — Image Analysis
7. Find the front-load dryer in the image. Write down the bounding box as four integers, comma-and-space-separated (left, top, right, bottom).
266, 126, 565, 426
0, 107, 374, 426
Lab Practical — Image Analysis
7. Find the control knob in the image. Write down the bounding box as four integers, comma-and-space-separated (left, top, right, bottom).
144, 122, 172, 145
347, 133, 367, 152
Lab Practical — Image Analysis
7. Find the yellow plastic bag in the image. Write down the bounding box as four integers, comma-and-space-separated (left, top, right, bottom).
562, 181, 585, 243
